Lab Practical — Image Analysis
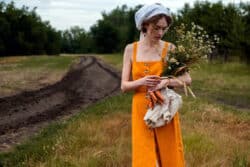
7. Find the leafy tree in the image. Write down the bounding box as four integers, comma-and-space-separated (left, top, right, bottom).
0, 1, 61, 56
90, 20, 119, 53
1, 0, 250, 64
240, 2, 250, 63
61, 26, 93, 53
176, 1, 245, 61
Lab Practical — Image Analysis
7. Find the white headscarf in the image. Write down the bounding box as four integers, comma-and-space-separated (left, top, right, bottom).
135, 3, 172, 40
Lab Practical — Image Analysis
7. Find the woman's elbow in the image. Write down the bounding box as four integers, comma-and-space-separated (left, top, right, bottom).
120, 83, 127, 93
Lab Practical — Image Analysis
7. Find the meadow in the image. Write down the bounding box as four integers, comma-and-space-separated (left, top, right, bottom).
0, 54, 249, 167
0, 55, 80, 97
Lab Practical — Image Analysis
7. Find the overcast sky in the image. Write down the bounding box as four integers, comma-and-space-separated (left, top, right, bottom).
4, 0, 248, 31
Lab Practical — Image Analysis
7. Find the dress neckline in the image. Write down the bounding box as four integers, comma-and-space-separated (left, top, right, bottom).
135, 60, 162, 63
133, 41, 168, 64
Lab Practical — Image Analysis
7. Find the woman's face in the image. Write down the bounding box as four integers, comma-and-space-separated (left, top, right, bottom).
146, 17, 168, 41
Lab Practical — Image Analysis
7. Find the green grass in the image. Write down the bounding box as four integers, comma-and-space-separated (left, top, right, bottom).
183, 133, 217, 165
0, 93, 133, 167
0, 55, 80, 71
17, 56, 78, 70
0, 55, 81, 97
181, 96, 250, 166
96, 53, 123, 70
0, 55, 249, 167
189, 61, 250, 110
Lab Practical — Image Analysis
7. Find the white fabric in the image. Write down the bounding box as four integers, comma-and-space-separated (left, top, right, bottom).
144, 88, 182, 128
139, 31, 145, 40
135, 3, 172, 30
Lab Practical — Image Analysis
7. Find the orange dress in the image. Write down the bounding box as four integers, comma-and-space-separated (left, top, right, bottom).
131, 41, 185, 167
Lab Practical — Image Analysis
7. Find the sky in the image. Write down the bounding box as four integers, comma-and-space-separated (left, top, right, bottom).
3, 0, 249, 31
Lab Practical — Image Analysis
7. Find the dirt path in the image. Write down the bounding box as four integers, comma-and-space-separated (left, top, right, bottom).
0, 56, 121, 152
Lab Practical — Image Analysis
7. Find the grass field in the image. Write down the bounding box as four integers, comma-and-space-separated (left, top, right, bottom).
0, 55, 80, 97
0, 54, 249, 167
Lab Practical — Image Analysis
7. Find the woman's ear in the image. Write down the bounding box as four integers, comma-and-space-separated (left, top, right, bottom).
142, 22, 149, 33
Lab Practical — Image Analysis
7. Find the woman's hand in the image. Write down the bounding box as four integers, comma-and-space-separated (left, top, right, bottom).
149, 79, 169, 91
139, 75, 161, 88
149, 72, 192, 91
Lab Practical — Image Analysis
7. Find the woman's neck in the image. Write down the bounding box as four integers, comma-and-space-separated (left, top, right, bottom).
139, 36, 162, 56
142, 36, 161, 48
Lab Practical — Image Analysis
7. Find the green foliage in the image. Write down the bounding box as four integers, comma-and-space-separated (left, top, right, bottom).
1, 1, 250, 64
91, 20, 119, 53
176, 1, 247, 62
61, 26, 93, 53
240, 2, 250, 63
90, 5, 140, 53
0, 1, 61, 56
88, 1, 250, 63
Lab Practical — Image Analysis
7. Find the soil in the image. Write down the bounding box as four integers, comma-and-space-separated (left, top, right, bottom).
0, 56, 121, 152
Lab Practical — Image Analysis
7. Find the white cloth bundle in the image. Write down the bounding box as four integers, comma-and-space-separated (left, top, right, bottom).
144, 88, 182, 128
135, 3, 172, 30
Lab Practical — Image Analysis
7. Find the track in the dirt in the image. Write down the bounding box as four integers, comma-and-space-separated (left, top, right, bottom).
0, 56, 121, 151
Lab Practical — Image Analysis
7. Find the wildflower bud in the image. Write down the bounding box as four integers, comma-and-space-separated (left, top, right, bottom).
169, 58, 177, 63
178, 45, 185, 52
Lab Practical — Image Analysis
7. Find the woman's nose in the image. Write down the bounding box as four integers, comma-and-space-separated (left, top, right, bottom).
158, 30, 164, 36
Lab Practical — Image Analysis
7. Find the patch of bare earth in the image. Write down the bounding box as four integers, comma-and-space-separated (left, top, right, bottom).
0, 56, 121, 152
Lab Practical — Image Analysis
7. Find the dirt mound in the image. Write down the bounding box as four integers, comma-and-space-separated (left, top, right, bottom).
0, 56, 121, 151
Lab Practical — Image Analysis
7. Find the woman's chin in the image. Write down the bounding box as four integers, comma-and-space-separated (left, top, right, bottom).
154, 37, 161, 41
148, 36, 161, 42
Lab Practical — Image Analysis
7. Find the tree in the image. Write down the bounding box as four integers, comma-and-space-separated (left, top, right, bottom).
90, 20, 119, 53
240, 2, 250, 63
0, 1, 61, 56
176, 1, 245, 61
61, 26, 93, 53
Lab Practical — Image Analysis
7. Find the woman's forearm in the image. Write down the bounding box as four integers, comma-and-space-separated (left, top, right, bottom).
121, 79, 142, 93
168, 72, 192, 87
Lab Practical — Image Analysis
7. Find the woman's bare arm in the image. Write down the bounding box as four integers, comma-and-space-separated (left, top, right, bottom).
165, 43, 192, 87
152, 72, 192, 91
167, 72, 192, 87
120, 44, 141, 92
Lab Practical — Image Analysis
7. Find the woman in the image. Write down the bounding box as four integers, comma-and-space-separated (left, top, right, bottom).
121, 3, 191, 167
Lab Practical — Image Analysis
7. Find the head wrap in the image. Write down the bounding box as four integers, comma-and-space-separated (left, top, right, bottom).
135, 3, 172, 31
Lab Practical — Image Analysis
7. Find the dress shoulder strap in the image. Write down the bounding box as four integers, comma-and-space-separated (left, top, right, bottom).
161, 42, 169, 61
132, 42, 138, 62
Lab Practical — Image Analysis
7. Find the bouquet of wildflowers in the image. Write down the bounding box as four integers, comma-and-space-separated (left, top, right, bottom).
163, 23, 219, 76
145, 23, 220, 126
147, 23, 219, 109
161, 23, 219, 97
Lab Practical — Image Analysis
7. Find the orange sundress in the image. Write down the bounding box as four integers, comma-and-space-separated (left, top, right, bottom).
131, 41, 185, 167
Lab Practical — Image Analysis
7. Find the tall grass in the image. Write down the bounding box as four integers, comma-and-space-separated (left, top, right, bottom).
0, 54, 249, 167
190, 61, 250, 110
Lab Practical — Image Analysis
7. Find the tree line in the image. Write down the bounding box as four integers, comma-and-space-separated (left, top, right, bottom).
0, 1, 249, 62
0, 2, 61, 56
